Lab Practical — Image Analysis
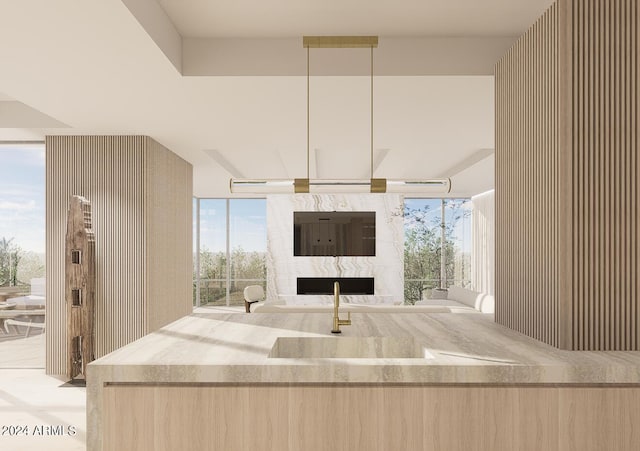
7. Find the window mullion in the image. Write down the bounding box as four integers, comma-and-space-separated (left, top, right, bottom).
226, 199, 231, 306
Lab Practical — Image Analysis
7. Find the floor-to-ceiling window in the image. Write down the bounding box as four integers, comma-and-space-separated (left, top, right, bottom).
445, 198, 472, 291
193, 198, 266, 306
193, 197, 470, 306
229, 200, 267, 305
196, 199, 227, 306
0, 143, 46, 368
404, 198, 472, 304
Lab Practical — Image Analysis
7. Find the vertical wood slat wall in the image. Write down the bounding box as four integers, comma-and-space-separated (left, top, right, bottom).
496, 2, 561, 347
46, 136, 193, 375
571, 0, 639, 350
495, 0, 639, 350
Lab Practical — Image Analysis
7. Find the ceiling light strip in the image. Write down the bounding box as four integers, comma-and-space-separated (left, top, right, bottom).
230, 178, 451, 194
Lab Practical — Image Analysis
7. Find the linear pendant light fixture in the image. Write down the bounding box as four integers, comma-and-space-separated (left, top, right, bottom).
229, 36, 451, 195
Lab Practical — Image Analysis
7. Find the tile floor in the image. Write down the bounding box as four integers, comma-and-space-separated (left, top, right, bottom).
0, 369, 86, 450
193, 305, 245, 313
0, 332, 45, 369
1, 325, 84, 450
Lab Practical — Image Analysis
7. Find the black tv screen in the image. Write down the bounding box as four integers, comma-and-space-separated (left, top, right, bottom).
293, 212, 375, 256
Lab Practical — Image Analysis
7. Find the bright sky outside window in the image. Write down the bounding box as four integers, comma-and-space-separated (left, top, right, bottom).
0, 145, 45, 253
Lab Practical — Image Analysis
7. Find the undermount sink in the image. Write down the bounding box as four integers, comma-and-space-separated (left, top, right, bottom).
268, 336, 433, 359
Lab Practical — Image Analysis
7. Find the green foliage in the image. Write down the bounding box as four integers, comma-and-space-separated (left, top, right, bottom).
196, 246, 227, 304
0, 237, 21, 287
403, 201, 470, 304
230, 246, 266, 282
0, 237, 45, 287
199, 246, 227, 280
195, 245, 266, 305
14, 251, 45, 285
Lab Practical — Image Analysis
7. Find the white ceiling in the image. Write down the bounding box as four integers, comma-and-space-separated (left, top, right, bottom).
0, 0, 552, 197
157, 0, 553, 38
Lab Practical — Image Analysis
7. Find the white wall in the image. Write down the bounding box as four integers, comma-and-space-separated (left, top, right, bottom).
266, 194, 404, 304
471, 190, 494, 295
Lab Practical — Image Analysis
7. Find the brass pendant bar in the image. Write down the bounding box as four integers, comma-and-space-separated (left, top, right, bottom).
303, 36, 378, 48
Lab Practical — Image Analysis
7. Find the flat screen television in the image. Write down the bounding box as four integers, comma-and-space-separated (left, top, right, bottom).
293, 211, 375, 256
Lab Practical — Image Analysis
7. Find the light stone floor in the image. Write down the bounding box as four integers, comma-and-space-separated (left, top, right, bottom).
193, 305, 245, 313
0, 328, 85, 450
0, 332, 45, 369
0, 369, 86, 451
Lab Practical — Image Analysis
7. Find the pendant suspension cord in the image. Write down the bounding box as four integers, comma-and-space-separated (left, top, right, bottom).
306, 46, 310, 180
370, 45, 374, 179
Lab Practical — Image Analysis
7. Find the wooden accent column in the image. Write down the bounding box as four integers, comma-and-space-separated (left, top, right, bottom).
65, 195, 95, 379
46, 136, 193, 375
495, 0, 639, 350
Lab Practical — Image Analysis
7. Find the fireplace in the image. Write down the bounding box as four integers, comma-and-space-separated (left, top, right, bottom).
297, 277, 374, 295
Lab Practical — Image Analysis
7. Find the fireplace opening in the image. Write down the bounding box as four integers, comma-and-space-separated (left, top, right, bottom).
297, 277, 374, 295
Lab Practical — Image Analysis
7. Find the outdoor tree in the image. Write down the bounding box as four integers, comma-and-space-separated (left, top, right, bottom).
230, 246, 266, 301
231, 246, 265, 281
0, 237, 21, 287
403, 201, 470, 304
196, 245, 266, 305
14, 251, 45, 284
197, 246, 227, 303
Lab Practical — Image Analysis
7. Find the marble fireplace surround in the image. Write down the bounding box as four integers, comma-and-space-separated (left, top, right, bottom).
266, 194, 404, 305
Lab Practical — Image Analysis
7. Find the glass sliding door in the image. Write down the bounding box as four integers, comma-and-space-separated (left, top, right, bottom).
444, 199, 472, 290
197, 199, 227, 306
193, 198, 267, 307
403, 199, 442, 304
403, 198, 472, 304
229, 199, 266, 306
0, 143, 46, 368
193, 198, 198, 305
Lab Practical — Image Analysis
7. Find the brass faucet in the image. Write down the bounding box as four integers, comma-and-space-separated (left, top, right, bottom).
331, 281, 351, 334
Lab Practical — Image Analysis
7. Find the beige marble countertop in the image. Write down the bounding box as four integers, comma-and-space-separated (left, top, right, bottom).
87, 311, 640, 385
86, 311, 640, 450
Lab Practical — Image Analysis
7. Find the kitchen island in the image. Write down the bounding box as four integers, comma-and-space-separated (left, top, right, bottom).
87, 312, 640, 451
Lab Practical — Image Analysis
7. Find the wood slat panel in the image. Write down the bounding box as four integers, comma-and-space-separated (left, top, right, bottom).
46, 136, 193, 375
571, 0, 639, 350
496, 0, 638, 350
495, 2, 562, 347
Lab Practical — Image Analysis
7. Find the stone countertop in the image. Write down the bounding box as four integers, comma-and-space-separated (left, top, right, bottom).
86, 311, 640, 450
87, 312, 640, 385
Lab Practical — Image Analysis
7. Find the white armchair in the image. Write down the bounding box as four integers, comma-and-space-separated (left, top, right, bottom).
243, 285, 265, 313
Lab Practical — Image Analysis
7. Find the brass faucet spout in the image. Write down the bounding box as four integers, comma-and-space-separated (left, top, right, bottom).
331, 281, 351, 334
